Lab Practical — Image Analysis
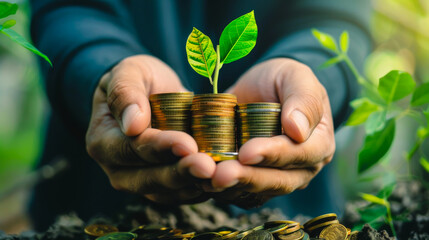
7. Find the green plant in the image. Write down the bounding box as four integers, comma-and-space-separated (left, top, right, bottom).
0, 1, 51, 65
312, 29, 429, 235
186, 11, 257, 94
312, 29, 429, 174
356, 183, 397, 236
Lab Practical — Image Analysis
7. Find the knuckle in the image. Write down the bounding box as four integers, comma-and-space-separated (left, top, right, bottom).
107, 81, 132, 115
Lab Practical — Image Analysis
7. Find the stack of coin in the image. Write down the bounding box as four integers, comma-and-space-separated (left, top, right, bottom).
304, 213, 353, 240
191, 93, 237, 153
237, 102, 282, 149
149, 92, 194, 133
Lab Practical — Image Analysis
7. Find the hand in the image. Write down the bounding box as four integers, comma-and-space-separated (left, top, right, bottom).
86, 55, 216, 204
209, 58, 335, 208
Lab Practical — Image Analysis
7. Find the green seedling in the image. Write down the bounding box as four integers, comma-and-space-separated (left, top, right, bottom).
312, 29, 429, 175
0, 1, 51, 65
186, 11, 257, 94
357, 183, 397, 236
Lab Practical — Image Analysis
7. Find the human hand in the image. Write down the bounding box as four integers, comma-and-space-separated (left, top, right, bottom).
86, 55, 216, 204
208, 58, 335, 208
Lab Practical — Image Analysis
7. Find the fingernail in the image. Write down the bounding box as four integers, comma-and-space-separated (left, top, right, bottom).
245, 156, 264, 165
223, 179, 239, 188
122, 104, 140, 133
172, 144, 192, 157
290, 110, 310, 140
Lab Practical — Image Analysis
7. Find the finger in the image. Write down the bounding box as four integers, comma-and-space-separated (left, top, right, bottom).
277, 63, 326, 142
106, 153, 216, 194
238, 125, 334, 169
211, 160, 317, 195
238, 96, 334, 168
99, 56, 187, 136
99, 65, 151, 136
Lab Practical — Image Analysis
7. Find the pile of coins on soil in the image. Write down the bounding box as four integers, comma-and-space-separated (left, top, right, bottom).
237, 102, 282, 148
191, 93, 237, 153
84, 213, 358, 240
149, 92, 194, 133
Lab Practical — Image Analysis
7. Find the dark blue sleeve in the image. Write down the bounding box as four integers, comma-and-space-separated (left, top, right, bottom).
30, 0, 147, 132
259, 0, 372, 129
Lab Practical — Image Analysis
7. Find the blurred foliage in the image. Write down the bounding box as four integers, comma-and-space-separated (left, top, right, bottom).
0, 0, 47, 189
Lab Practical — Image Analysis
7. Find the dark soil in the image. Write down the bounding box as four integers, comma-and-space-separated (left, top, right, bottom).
0, 199, 397, 240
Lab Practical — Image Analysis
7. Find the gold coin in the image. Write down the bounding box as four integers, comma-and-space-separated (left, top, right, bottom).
306, 219, 340, 234
84, 224, 119, 237
205, 152, 238, 161
304, 213, 338, 229
319, 223, 348, 240
277, 229, 305, 240
348, 231, 358, 240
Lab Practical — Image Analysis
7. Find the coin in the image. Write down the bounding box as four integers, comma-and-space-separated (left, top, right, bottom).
304, 214, 338, 230
242, 230, 273, 240
84, 224, 119, 237
264, 223, 288, 234
277, 229, 305, 240
348, 231, 358, 240
306, 220, 340, 235
319, 223, 348, 240
192, 93, 237, 154
205, 152, 238, 162
192, 232, 222, 240
95, 232, 137, 240
149, 92, 194, 133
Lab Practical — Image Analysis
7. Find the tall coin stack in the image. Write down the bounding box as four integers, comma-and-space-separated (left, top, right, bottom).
191, 93, 237, 153
237, 102, 282, 148
149, 92, 194, 133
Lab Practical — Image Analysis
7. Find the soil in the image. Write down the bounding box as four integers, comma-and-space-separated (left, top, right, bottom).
1, 178, 428, 240
0, 199, 398, 240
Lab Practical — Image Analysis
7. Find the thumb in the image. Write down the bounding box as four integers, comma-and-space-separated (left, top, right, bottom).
99, 62, 151, 137
281, 91, 324, 143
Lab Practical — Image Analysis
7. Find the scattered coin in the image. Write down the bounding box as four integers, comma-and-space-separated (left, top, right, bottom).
84, 224, 119, 237
319, 223, 348, 240
242, 230, 273, 240
95, 232, 137, 240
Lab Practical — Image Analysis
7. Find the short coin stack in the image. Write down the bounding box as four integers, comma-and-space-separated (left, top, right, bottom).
303, 213, 356, 240
149, 92, 194, 133
191, 93, 237, 153
237, 102, 282, 149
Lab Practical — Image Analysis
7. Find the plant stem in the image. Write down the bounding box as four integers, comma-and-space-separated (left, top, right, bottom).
385, 203, 397, 237
213, 45, 223, 94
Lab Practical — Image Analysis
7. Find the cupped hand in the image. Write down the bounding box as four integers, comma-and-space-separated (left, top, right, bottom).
86, 55, 216, 204
209, 58, 335, 208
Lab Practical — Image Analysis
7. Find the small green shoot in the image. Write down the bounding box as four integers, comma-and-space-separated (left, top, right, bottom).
0, 1, 52, 66
358, 183, 397, 236
186, 11, 257, 94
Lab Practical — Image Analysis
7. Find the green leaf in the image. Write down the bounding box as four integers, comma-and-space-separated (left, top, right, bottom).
377, 182, 396, 199
219, 11, 257, 64
346, 98, 380, 126
311, 29, 338, 52
340, 31, 349, 53
358, 119, 395, 173
0, 2, 18, 19
360, 193, 388, 206
424, 106, 429, 125
186, 27, 217, 81
1, 19, 15, 28
358, 205, 387, 222
364, 110, 386, 134
378, 70, 416, 104
319, 55, 344, 69
420, 157, 429, 172
411, 82, 429, 106
1, 28, 52, 66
